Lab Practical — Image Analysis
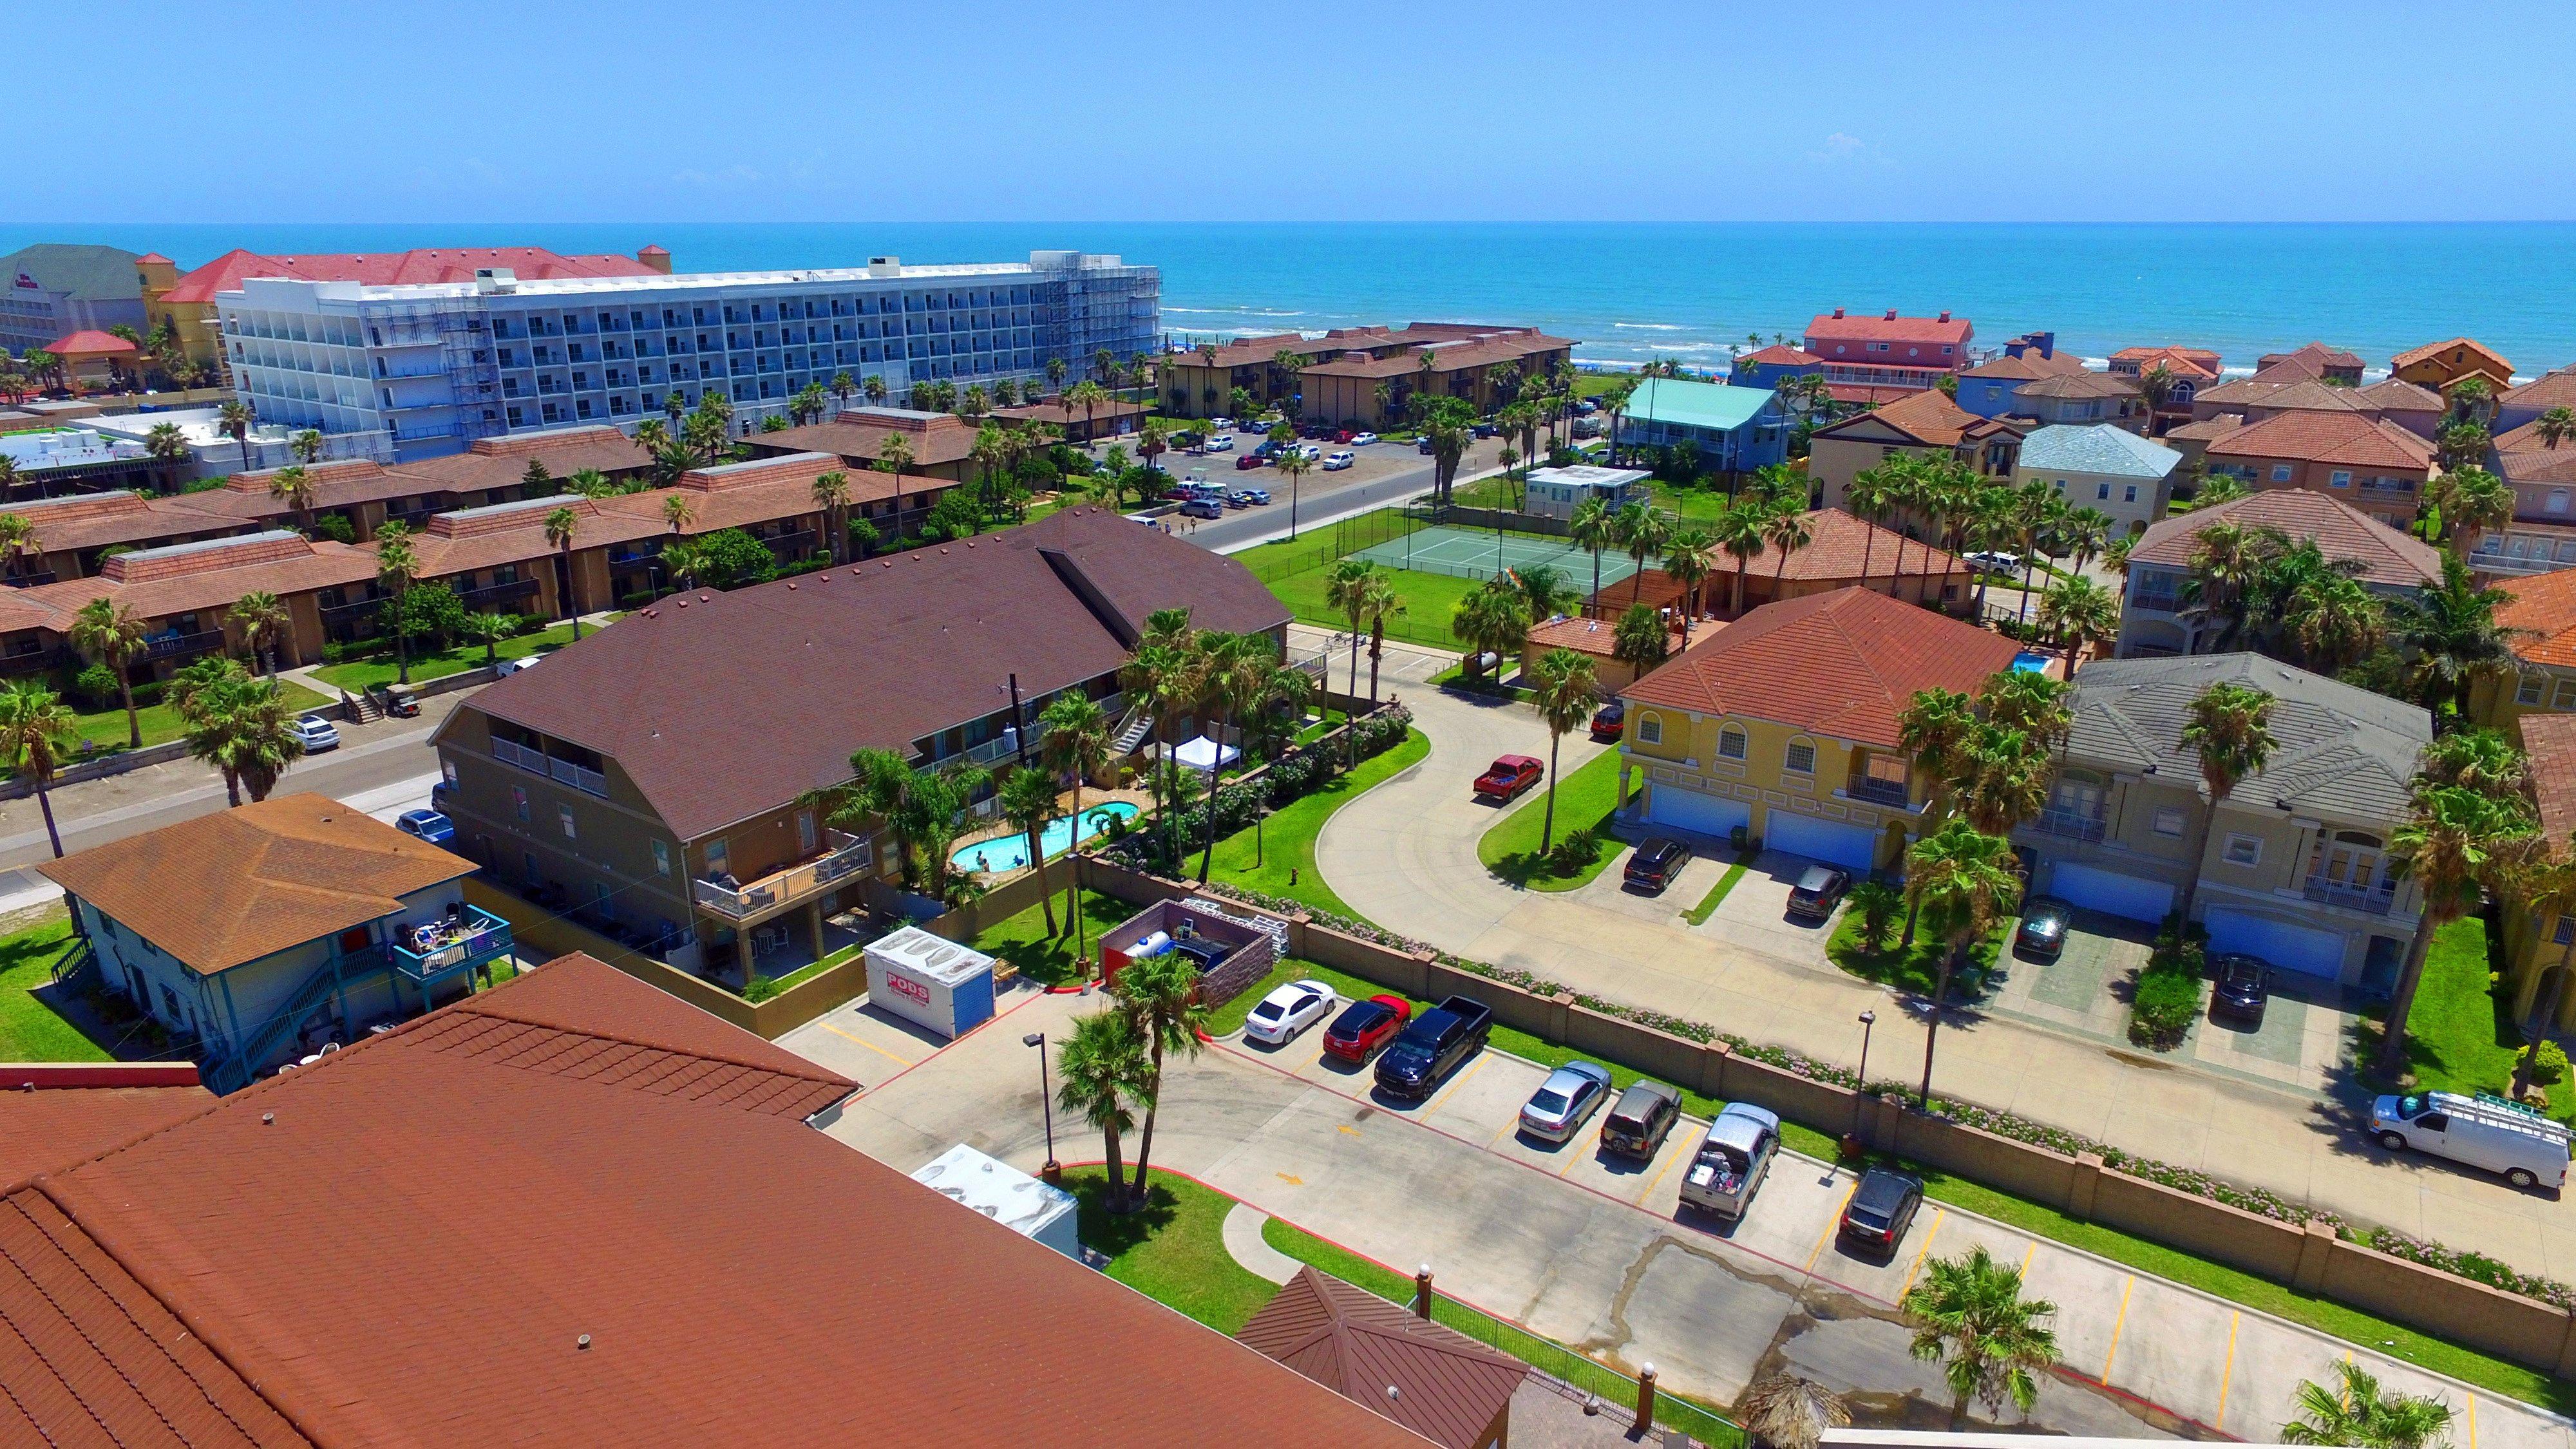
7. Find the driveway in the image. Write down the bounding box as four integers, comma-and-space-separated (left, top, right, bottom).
813, 986, 2576, 1445
1312, 683, 2576, 1284
1692, 851, 1844, 967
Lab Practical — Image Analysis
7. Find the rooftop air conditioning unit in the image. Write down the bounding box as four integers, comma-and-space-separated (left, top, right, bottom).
867, 257, 902, 277
475, 269, 517, 294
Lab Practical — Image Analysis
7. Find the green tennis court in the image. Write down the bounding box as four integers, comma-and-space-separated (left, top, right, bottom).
1349, 524, 1637, 588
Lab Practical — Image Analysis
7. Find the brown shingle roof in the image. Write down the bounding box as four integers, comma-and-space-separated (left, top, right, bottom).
2520, 713, 2576, 848
1238, 1267, 1526, 1449
1299, 332, 1575, 381
35, 793, 477, 976
400, 494, 663, 578
2127, 490, 2442, 589
194, 459, 436, 519
1960, 349, 2088, 382
994, 395, 1148, 427
1, 490, 251, 553
1814, 388, 1994, 448
4, 956, 1419, 1448
2499, 569, 2576, 670
2203, 411, 2435, 471
1620, 587, 2020, 748
2013, 371, 2140, 401
381, 425, 652, 495
2503, 367, 2576, 417
454, 507, 1289, 839
21, 533, 381, 625
752, 408, 984, 468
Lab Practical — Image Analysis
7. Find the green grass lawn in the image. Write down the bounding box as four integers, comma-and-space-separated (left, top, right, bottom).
0, 919, 109, 1062
312, 620, 595, 693
1477, 748, 1627, 891
1193, 728, 1429, 920
1267, 562, 1480, 650
1682, 862, 1749, 926
967, 886, 1142, 987
1063, 1168, 1283, 1335
2360, 916, 2573, 1119
1824, 908, 2005, 998
53, 679, 332, 758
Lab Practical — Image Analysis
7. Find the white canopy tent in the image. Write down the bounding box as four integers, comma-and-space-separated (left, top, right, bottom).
1173, 735, 1240, 773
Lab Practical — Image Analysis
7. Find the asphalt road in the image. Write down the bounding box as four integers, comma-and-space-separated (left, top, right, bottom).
1096, 434, 1514, 553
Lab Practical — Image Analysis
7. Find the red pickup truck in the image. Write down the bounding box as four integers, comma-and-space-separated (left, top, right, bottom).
1473, 754, 1544, 802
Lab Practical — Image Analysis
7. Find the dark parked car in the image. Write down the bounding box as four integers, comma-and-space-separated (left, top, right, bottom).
1374, 995, 1493, 1100
1600, 1079, 1683, 1159
1784, 864, 1852, 921
1322, 994, 1412, 1063
2211, 954, 2272, 1024
1473, 755, 1544, 802
1624, 837, 1692, 895
1839, 1168, 1924, 1253
1179, 497, 1223, 519
394, 809, 455, 846
2015, 897, 2073, 959
1418, 436, 1437, 454
429, 779, 456, 813
1589, 700, 1626, 743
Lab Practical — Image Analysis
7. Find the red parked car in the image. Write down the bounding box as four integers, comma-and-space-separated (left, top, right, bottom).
1235, 453, 1265, 470
1321, 994, 1413, 1063
1473, 754, 1544, 802
1333, 429, 1356, 444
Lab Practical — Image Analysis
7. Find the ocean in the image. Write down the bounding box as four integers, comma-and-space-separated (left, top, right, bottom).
9, 221, 2575, 378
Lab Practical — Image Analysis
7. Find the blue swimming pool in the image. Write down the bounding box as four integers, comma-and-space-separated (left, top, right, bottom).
2011, 651, 2053, 674
950, 802, 1142, 874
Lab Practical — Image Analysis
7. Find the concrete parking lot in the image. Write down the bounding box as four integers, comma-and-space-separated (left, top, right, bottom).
814, 983, 2574, 1445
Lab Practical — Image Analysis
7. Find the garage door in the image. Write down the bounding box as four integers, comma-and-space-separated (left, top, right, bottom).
2047, 862, 2174, 923
1764, 811, 1878, 871
2204, 907, 2347, 980
1647, 785, 1750, 839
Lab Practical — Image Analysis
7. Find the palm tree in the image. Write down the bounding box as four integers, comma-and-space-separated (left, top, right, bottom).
217, 399, 254, 471
998, 765, 1062, 935
0, 513, 37, 583
1962, 724, 2050, 835
1109, 947, 1209, 1209
1122, 609, 1202, 867
876, 432, 916, 542
1273, 446, 1313, 531
1739, 1374, 1850, 1449
2174, 682, 2278, 927
658, 538, 709, 595
2280, 1360, 2454, 1449
2510, 842, 2576, 1095
373, 522, 420, 686
2059, 507, 2114, 578
1055, 1008, 1150, 1211
863, 373, 889, 407
1843, 464, 1901, 594
1451, 578, 1532, 685
813, 468, 853, 564
2178, 520, 2275, 654
1612, 601, 1671, 677
2536, 406, 2576, 450
1195, 632, 1269, 882
269, 464, 317, 534
69, 596, 147, 749
289, 428, 323, 464
2391, 556, 2526, 716
1662, 527, 1718, 642
1569, 495, 1618, 605
1902, 1244, 2060, 1428
825, 748, 990, 904
2036, 576, 2118, 672
1899, 687, 1982, 827
2375, 782, 2534, 1079
227, 590, 289, 688
1710, 501, 1766, 618
544, 507, 584, 638
1762, 505, 1817, 607
1039, 693, 1112, 951
1511, 564, 1580, 625
2427, 465, 2513, 559
1354, 572, 1407, 705
1905, 820, 2023, 1100
2008, 480, 2061, 627
0, 681, 78, 856
1616, 501, 1671, 607
1324, 558, 1381, 726
143, 421, 189, 480
1529, 647, 1598, 852
462, 611, 515, 667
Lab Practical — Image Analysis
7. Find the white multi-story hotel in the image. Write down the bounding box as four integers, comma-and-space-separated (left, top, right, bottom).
213, 251, 1159, 460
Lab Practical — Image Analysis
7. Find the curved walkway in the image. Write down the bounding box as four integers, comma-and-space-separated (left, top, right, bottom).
1314, 677, 2576, 1283
1221, 1203, 1303, 1285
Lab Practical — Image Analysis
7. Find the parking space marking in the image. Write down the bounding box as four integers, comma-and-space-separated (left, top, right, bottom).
2020, 1241, 2036, 1276
2468, 1392, 2477, 1449
1804, 1182, 1858, 1273
2100, 1274, 2136, 1383
1897, 1208, 1946, 1298
1420, 1053, 1493, 1118
822, 1023, 921, 1072
1554, 1141, 1591, 1177
1632, 1142, 1687, 1204
1337, 1124, 1363, 1137
2215, 1311, 2239, 1430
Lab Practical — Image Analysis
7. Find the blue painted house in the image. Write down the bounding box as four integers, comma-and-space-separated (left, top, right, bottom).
41, 792, 512, 1093
1727, 344, 1824, 393
1620, 377, 1788, 473
1953, 332, 2088, 418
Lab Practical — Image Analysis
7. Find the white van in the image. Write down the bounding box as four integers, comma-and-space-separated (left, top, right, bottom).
2370, 1091, 2570, 1190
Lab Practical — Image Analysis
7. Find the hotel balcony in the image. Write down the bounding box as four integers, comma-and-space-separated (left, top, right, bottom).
490, 737, 607, 798
2032, 807, 2108, 843
691, 829, 874, 923
142, 628, 227, 662
389, 905, 514, 987
1842, 775, 1912, 809
458, 577, 542, 610
0, 646, 69, 677
2304, 875, 2396, 916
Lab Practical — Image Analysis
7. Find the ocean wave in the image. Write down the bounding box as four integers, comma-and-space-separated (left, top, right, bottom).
1612, 322, 1691, 331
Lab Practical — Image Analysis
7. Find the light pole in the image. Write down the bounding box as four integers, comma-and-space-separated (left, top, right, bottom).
1023, 1031, 1059, 1184
1852, 1009, 1877, 1144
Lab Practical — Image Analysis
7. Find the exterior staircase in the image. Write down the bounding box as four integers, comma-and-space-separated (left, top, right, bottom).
204, 954, 356, 1094
1111, 704, 1155, 755
340, 688, 382, 725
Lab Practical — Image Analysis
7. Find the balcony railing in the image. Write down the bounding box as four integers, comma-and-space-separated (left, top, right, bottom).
759, 528, 819, 554
459, 577, 541, 608
2033, 807, 2108, 843
491, 737, 608, 798
690, 829, 873, 920
0, 646, 68, 677
389, 905, 514, 983
142, 629, 226, 661
2354, 478, 2418, 495
2129, 590, 2182, 614
1846, 775, 1911, 808
2304, 876, 2396, 915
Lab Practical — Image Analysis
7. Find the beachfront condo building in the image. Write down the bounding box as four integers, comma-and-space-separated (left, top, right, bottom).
213, 251, 1160, 462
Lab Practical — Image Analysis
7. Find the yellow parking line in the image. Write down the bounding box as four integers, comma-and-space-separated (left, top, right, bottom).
2100, 1274, 2136, 1383
1421, 1054, 1493, 1119
2020, 1241, 2036, 1276
1897, 1208, 1946, 1298
2468, 1392, 2477, 1449
1555, 1142, 1590, 1177
822, 1022, 920, 1071
1804, 1182, 1859, 1273
2214, 1312, 2240, 1430
1631, 1142, 1687, 1204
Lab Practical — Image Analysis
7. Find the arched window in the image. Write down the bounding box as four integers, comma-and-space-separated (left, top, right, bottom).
1784, 736, 1817, 775
1718, 725, 1747, 761
1638, 714, 1663, 746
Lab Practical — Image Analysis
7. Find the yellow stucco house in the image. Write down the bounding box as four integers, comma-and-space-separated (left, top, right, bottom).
2389, 337, 2514, 402
2472, 568, 2576, 728
1613, 587, 2022, 871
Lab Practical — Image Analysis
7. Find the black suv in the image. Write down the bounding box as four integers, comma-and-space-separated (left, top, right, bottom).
1374, 995, 1493, 1100
1624, 838, 1692, 895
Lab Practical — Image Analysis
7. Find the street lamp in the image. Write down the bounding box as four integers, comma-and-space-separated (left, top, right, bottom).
1023, 1031, 1059, 1183
1852, 1010, 1877, 1144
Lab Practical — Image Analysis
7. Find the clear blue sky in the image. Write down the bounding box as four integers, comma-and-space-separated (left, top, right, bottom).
16, 1, 2574, 223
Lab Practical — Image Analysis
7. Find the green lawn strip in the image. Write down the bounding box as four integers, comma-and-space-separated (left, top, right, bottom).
968, 887, 1142, 987
1267, 564, 1481, 650
0, 919, 109, 1062
1477, 748, 1625, 891
1259, 1215, 1742, 1444
49, 679, 332, 759
1682, 863, 1749, 926
312, 620, 595, 693
1824, 909, 2005, 998
2358, 916, 2573, 1121
1061, 1168, 1281, 1336
1197, 728, 1430, 921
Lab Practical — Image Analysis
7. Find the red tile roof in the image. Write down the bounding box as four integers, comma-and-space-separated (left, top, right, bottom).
2128, 489, 2441, 589
42, 329, 136, 355
0, 1071, 209, 1188
1727, 508, 1967, 582
2014, 370, 2140, 401
2392, 337, 2512, 375
1961, 348, 2089, 383
2503, 366, 2576, 416
1805, 308, 1973, 348
2499, 569, 2576, 670
2203, 411, 2434, 471
1238, 1267, 1527, 1449
1620, 586, 2020, 748
1527, 613, 1683, 658
160, 245, 659, 304
2258, 341, 2365, 375
1814, 387, 2000, 448
1736, 344, 1823, 368
2112, 345, 2224, 379
2248, 379, 2367, 415
2519, 713, 2576, 846
1824, 383, 1917, 408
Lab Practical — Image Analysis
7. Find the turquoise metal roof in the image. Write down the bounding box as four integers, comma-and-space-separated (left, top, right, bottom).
1624, 377, 1776, 432
2017, 424, 2181, 480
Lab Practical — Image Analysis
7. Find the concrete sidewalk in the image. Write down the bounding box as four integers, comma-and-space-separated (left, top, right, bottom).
1312, 684, 2576, 1288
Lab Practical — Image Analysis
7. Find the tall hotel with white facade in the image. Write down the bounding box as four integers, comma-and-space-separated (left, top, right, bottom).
213, 251, 1159, 460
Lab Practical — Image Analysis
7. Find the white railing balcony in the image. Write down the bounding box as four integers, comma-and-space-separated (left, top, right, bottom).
691, 830, 873, 921
545, 757, 609, 797
2034, 808, 2108, 843
491, 738, 545, 773
2304, 876, 2397, 915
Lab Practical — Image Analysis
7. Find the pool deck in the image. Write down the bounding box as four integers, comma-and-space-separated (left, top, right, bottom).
949, 784, 1152, 878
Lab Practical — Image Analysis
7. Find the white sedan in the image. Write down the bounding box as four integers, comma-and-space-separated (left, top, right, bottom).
1242, 979, 1338, 1045
1350, 431, 1379, 446
1322, 450, 1356, 471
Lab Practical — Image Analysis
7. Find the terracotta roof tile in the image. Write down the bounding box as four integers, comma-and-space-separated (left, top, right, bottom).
2499, 569, 2576, 670
35, 793, 476, 975
1736, 344, 1823, 368
1727, 508, 1967, 581
2257, 341, 2365, 375
1300, 332, 1575, 381
2392, 337, 2512, 374
2202, 411, 2434, 471
1, 490, 251, 553
1961, 349, 2089, 382
1804, 310, 1973, 348
1526, 614, 1683, 658
2503, 367, 2576, 416
2013, 371, 2139, 401
753, 408, 985, 468
0, 1075, 211, 1188
1238, 1267, 1526, 1449
2496, 415, 2576, 455
1814, 388, 1988, 448
2520, 714, 2576, 847
2248, 379, 2367, 415
2127, 490, 2441, 589
1620, 587, 2020, 748
42, 329, 136, 355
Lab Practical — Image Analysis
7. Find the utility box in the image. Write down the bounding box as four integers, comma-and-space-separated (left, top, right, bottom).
863, 927, 996, 1039
910, 1144, 1083, 1260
